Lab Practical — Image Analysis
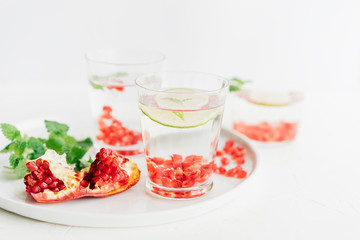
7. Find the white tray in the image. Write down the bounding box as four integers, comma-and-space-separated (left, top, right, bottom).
0, 119, 258, 227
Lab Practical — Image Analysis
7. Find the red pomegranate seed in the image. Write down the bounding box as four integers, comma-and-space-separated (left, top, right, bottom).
31, 185, 41, 194
80, 180, 89, 188
26, 162, 38, 172
100, 172, 110, 181
220, 157, 230, 166
48, 181, 58, 190
38, 181, 48, 189
58, 183, 66, 190
218, 167, 226, 175
225, 168, 237, 177
216, 150, 224, 156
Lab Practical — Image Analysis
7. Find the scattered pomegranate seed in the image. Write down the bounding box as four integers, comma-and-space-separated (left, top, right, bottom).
213, 139, 248, 179
233, 121, 298, 142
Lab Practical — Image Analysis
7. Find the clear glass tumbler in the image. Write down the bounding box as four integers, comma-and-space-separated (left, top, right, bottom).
86, 49, 165, 155
136, 71, 229, 199
230, 81, 304, 143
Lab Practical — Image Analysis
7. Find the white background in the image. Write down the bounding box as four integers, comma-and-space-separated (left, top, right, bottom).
0, 0, 359, 90
1, 1, 360, 239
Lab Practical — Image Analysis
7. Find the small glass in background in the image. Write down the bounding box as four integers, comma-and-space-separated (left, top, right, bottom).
229, 79, 305, 143
85, 49, 165, 155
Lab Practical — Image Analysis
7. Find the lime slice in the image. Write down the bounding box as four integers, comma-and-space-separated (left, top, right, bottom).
140, 104, 222, 128
246, 90, 293, 106
155, 88, 209, 110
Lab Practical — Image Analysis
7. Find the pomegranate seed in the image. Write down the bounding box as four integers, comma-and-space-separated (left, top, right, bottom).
58, 183, 66, 190
31, 185, 41, 194
42, 160, 50, 169
100, 172, 110, 181
220, 157, 230, 166
218, 167, 226, 175
26, 162, 38, 172
216, 150, 224, 157
48, 181, 58, 190
38, 181, 48, 189
44, 177, 52, 184
36, 159, 42, 166
80, 180, 89, 188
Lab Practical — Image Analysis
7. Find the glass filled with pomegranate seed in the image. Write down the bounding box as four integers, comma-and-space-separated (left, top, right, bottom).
136, 71, 229, 199
86, 49, 165, 155
229, 80, 304, 143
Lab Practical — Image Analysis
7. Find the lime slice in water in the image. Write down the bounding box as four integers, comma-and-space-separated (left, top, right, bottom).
154, 88, 209, 110
246, 90, 293, 106
140, 104, 221, 128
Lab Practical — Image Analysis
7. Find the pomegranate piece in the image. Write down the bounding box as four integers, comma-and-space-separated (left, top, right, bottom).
97, 106, 142, 148
213, 139, 248, 179
23, 149, 140, 203
233, 121, 298, 142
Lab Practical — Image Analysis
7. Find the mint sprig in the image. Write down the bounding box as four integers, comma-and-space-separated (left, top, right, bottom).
229, 78, 251, 92
0, 121, 93, 178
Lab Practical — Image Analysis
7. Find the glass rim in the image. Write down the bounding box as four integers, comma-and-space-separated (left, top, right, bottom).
135, 71, 230, 95
85, 48, 166, 66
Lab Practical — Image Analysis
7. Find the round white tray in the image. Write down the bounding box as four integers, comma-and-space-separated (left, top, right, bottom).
0, 119, 258, 227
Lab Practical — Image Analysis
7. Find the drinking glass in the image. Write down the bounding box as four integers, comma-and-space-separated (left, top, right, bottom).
230, 81, 304, 143
86, 49, 165, 155
136, 71, 229, 199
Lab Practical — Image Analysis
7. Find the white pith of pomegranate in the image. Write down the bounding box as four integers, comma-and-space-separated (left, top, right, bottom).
23, 149, 140, 202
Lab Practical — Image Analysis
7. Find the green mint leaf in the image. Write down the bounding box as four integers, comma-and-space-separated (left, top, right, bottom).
9, 154, 24, 168
74, 157, 93, 172
0, 142, 14, 153
172, 111, 185, 120
27, 137, 46, 160
229, 85, 240, 92
70, 146, 87, 163
45, 120, 69, 136
0, 123, 20, 141
13, 140, 27, 156
232, 78, 245, 85
61, 145, 73, 164
64, 136, 77, 147
76, 138, 93, 149
89, 80, 104, 90
13, 159, 29, 178
46, 136, 65, 153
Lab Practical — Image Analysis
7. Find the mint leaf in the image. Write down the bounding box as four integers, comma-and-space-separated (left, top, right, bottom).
229, 85, 240, 92
0, 123, 20, 141
45, 120, 69, 136
9, 154, 23, 168
0, 142, 14, 153
13, 140, 27, 156
46, 136, 64, 153
27, 137, 46, 160
172, 111, 185, 120
77, 138, 93, 149
70, 146, 87, 164
13, 159, 29, 178
89, 80, 104, 90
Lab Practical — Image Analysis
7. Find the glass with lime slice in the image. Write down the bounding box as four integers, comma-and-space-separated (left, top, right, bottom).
230, 81, 305, 142
136, 71, 229, 199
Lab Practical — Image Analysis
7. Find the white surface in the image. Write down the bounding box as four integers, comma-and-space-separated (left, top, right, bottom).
0, 0, 359, 90
0, 126, 257, 228
0, 84, 360, 239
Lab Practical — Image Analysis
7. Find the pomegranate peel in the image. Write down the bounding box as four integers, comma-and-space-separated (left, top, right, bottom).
23, 149, 140, 203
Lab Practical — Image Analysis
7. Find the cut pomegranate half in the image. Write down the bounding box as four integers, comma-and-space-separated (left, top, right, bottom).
23, 148, 140, 203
